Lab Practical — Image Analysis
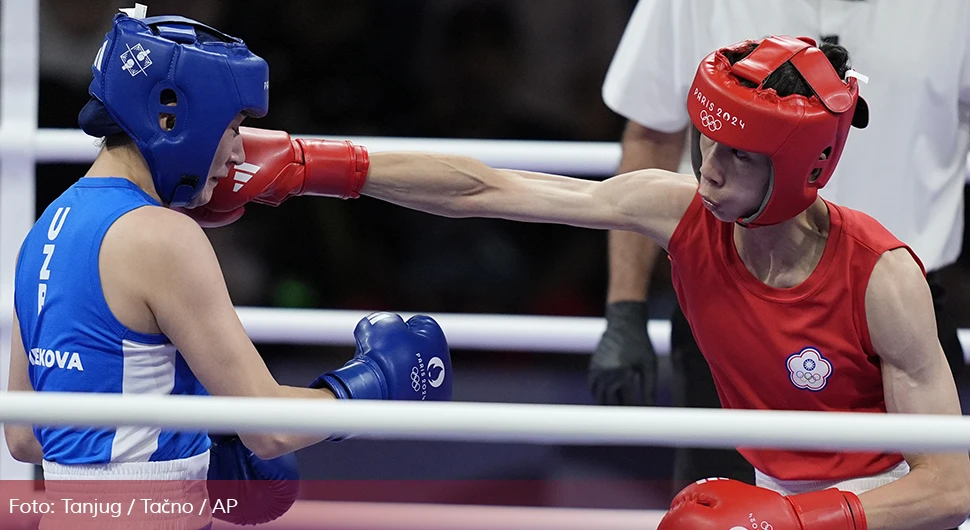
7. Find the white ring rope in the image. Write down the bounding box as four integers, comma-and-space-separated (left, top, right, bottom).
235, 307, 667, 354
32, 129, 621, 176
3, 392, 970, 453
234, 308, 970, 362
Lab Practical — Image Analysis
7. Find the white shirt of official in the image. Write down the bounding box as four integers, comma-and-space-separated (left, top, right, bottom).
602, 0, 970, 271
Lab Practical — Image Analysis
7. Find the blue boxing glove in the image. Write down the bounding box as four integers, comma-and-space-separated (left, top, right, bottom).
313, 312, 452, 401
206, 434, 299, 526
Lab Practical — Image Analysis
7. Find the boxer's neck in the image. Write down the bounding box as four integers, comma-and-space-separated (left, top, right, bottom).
85, 142, 162, 205
732, 198, 830, 289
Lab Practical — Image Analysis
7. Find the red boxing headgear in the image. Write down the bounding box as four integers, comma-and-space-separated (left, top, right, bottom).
687, 36, 868, 227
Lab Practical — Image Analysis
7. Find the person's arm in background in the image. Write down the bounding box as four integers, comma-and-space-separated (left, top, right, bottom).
591, 0, 697, 406
605, 123, 687, 304
589, 121, 686, 406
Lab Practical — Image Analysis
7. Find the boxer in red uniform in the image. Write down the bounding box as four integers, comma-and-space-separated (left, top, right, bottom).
184, 36, 970, 529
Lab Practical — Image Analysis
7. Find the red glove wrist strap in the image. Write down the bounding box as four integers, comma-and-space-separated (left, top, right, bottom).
299, 138, 370, 199
787, 489, 867, 530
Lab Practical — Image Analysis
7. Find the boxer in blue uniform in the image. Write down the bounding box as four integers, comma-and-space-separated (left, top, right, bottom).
4, 6, 452, 528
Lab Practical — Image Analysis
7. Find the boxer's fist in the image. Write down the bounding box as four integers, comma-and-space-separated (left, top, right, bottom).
177, 203, 246, 228
182, 127, 370, 227
206, 435, 300, 525
659, 478, 866, 530
313, 312, 452, 401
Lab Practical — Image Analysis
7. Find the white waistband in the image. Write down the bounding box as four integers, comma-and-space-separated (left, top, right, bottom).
756, 460, 910, 496
43, 450, 209, 481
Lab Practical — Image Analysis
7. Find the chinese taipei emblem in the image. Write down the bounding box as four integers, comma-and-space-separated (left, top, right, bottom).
787, 347, 832, 392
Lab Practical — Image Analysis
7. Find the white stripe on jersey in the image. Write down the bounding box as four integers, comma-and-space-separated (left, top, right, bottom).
109, 340, 177, 462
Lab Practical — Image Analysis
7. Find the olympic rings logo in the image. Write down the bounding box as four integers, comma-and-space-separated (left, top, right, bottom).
700, 110, 722, 132
794, 371, 823, 384
410, 367, 421, 392
730, 521, 774, 530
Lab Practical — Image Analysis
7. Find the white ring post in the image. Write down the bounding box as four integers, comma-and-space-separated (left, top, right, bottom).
0, 0, 39, 480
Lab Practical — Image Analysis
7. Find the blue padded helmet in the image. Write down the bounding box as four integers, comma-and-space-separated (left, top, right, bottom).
79, 13, 269, 206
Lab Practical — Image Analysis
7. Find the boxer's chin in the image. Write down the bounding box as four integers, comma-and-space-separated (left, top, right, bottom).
182, 185, 213, 209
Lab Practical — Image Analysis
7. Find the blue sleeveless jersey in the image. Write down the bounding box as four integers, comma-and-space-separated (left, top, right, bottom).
14, 177, 209, 465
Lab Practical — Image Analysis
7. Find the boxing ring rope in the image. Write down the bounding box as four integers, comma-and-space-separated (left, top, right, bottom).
18, 392, 970, 528
4, 391, 970, 529
5, 391, 970, 453
244, 307, 970, 358
33, 128, 623, 176
237, 308, 671, 354
8, 392, 970, 527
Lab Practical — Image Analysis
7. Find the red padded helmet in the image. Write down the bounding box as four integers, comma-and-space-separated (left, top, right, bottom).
687, 35, 867, 227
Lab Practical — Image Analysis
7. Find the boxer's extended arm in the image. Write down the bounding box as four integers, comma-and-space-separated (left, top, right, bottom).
859, 248, 970, 529
364, 152, 697, 249
186, 128, 696, 245
107, 207, 335, 459
4, 311, 45, 464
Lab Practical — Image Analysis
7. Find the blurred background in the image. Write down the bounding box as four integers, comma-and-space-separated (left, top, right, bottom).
28, 0, 970, 509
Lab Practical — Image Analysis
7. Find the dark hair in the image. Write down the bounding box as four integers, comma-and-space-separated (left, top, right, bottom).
723, 42, 851, 98
102, 133, 132, 149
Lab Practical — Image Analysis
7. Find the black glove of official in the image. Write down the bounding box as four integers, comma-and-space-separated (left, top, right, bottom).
588, 301, 657, 406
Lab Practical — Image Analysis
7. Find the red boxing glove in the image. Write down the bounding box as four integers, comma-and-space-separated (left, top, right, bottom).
178, 206, 246, 228
182, 126, 369, 227
660, 478, 867, 530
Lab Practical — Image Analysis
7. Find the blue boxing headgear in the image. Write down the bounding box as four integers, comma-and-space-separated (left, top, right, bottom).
79, 13, 268, 206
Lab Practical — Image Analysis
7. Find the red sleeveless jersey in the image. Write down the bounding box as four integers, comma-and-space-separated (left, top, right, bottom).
668, 193, 921, 481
